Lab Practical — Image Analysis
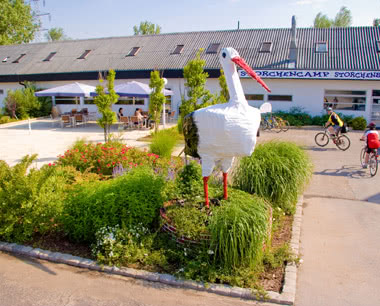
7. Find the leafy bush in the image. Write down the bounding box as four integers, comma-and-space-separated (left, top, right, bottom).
0, 116, 17, 124
176, 161, 203, 200
273, 107, 313, 126
350, 116, 367, 130
209, 189, 270, 269
149, 127, 179, 158
0, 156, 68, 242
233, 141, 313, 214
62, 167, 165, 243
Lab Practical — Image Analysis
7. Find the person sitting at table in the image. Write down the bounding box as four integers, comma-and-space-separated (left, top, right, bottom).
134, 108, 144, 121
118, 108, 124, 121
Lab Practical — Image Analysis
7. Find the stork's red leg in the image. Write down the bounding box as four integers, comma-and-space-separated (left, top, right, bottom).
203, 176, 210, 208
223, 172, 228, 200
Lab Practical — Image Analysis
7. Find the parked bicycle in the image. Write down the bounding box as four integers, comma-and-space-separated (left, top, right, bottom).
360, 140, 378, 176
260, 115, 290, 132
314, 127, 351, 151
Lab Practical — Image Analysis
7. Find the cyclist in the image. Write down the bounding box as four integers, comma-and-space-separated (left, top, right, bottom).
325, 107, 344, 138
360, 122, 380, 168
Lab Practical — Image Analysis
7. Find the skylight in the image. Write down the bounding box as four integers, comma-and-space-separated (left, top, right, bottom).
78, 50, 91, 59
315, 42, 328, 53
260, 42, 272, 53
206, 43, 220, 54
43, 52, 57, 62
2, 56, 9, 63
126, 47, 141, 56
12, 54, 26, 63
172, 45, 184, 55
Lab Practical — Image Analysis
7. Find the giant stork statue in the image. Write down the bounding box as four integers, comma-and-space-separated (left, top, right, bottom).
183, 47, 271, 207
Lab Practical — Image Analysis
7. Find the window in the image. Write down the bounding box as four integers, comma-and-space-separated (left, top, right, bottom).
84, 98, 95, 105
260, 42, 272, 53
126, 47, 141, 57
268, 95, 292, 102
171, 45, 184, 54
245, 94, 264, 101
78, 50, 91, 59
43, 52, 57, 62
376, 41, 380, 53
0, 89, 4, 95
324, 90, 366, 111
206, 43, 220, 54
12, 54, 26, 63
55, 96, 80, 105
2, 57, 9, 63
116, 97, 144, 105
315, 42, 327, 53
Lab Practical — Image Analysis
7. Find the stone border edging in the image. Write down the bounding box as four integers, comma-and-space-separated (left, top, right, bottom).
0, 117, 48, 129
0, 196, 303, 305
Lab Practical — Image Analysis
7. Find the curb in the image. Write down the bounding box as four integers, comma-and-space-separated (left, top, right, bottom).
0, 196, 303, 305
0, 117, 48, 129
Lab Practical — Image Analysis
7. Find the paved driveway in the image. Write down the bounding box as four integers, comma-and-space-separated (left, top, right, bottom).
0, 123, 379, 305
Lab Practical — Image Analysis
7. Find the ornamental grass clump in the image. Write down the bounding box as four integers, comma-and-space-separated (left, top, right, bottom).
149, 127, 179, 158
233, 141, 312, 214
209, 189, 270, 269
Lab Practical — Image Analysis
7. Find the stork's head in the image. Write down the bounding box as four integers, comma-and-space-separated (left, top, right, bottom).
219, 47, 271, 93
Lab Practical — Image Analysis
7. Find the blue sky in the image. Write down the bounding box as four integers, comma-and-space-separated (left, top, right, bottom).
34, 0, 380, 40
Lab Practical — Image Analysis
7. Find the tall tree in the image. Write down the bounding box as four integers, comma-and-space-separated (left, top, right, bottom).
149, 71, 166, 133
373, 18, 380, 27
133, 21, 161, 35
94, 70, 119, 142
313, 6, 352, 28
0, 0, 39, 45
45, 27, 67, 41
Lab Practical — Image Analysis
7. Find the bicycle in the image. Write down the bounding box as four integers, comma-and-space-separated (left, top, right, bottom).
275, 116, 290, 132
314, 127, 351, 151
360, 140, 378, 176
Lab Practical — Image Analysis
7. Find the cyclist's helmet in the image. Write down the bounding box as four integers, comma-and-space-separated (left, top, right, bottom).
326, 107, 332, 111
368, 122, 376, 129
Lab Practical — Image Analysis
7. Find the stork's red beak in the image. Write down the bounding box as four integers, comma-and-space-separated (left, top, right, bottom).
232, 56, 271, 93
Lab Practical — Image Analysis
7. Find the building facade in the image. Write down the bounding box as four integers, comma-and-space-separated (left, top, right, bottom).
0, 18, 379, 122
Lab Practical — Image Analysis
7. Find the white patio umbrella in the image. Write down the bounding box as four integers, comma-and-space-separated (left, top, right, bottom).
35, 82, 96, 107
113, 81, 173, 97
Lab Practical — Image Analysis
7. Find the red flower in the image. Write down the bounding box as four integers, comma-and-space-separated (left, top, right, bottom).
48, 163, 52, 166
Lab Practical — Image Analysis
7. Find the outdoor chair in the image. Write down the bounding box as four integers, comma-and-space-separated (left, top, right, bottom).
119, 116, 132, 129
74, 114, 86, 127
130, 115, 144, 129
60, 115, 71, 128
168, 110, 176, 122
71, 109, 78, 115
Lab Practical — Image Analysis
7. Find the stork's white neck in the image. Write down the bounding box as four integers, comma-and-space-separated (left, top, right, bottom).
223, 60, 247, 105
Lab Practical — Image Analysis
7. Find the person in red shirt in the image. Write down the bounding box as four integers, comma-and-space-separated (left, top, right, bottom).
360, 122, 380, 168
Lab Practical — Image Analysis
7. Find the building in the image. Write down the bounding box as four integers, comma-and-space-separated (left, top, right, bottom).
0, 17, 379, 123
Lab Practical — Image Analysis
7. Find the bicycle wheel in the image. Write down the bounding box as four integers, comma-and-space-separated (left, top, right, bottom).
281, 120, 290, 132
369, 154, 378, 177
272, 118, 282, 133
314, 132, 329, 147
360, 148, 366, 167
336, 135, 351, 151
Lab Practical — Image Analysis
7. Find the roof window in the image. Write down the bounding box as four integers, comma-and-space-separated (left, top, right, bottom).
260, 42, 272, 53
2, 56, 9, 63
126, 47, 141, 56
172, 45, 184, 55
315, 42, 328, 53
43, 52, 57, 62
78, 50, 91, 59
376, 41, 380, 53
206, 43, 220, 54
12, 54, 26, 63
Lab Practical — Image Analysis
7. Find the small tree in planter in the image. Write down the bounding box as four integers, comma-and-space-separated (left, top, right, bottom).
94, 70, 119, 142
149, 70, 166, 133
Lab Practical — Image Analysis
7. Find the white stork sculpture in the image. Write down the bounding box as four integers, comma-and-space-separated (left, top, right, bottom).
183, 47, 271, 207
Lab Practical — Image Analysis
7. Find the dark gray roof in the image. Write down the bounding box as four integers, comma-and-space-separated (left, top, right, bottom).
0, 27, 379, 79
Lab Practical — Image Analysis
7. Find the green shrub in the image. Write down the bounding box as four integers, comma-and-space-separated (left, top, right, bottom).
209, 189, 270, 269
176, 161, 203, 200
0, 116, 17, 124
0, 156, 68, 242
233, 141, 313, 214
149, 127, 179, 158
350, 116, 367, 130
62, 167, 165, 243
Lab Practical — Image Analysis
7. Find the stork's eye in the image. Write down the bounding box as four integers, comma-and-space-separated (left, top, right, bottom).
222, 52, 226, 58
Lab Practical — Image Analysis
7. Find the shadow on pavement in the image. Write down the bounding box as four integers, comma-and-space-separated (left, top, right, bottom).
314, 165, 371, 179
10, 253, 57, 275
301, 145, 338, 152
366, 193, 380, 205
